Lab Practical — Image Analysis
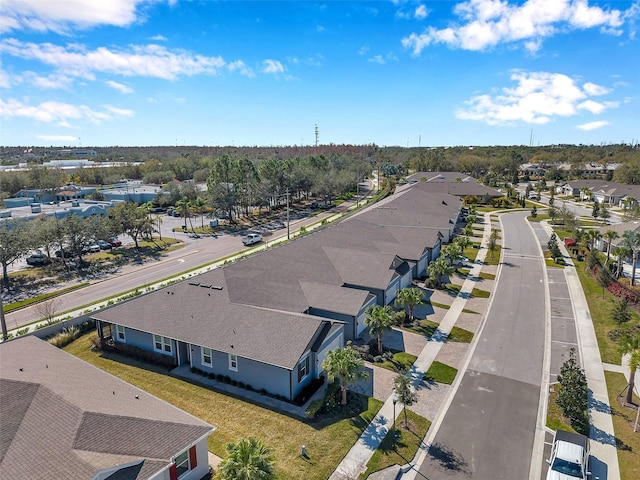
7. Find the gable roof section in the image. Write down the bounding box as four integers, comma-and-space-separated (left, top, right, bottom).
93, 269, 337, 370
0, 336, 214, 480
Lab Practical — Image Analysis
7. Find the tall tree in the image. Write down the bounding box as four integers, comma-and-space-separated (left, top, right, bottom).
556, 348, 588, 432
619, 334, 640, 405
218, 437, 275, 480
0, 222, 31, 289
365, 305, 395, 353
321, 346, 368, 406
602, 230, 619, 264
109, 203, 153, 249
621, 230, 640, 286
394, 288, 425, 322
612, 246, 629, 278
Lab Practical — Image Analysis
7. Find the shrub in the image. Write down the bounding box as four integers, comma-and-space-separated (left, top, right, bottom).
305, 398, 323, 419
47, 326, 80, 348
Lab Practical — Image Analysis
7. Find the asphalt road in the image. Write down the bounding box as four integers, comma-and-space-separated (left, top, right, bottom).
418, 211, 547, 479
5, 204, 350, 331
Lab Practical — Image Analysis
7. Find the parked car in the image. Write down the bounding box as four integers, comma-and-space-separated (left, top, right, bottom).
26, 252, 51, 266
109, 237, 122, 247
241, 233, 263, 246
97, 240, 112, 250
546, 430, 590, 480
451, 256, 470, 267
54, 248, 71, 258
87, 244, 100, 253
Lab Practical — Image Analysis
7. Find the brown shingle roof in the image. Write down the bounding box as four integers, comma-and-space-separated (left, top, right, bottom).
0, 336, 214, 480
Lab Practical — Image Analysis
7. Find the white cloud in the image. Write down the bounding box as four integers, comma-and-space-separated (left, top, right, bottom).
577, 120, 610, 130
0, 39, 228, 81
316, 24, 325, 33
149, 34, 168, 41
37, 134, 81, 142
262, 59, 285, 74
0, 0, 146, 34
455, 71, 618, 126
402, 0, 629, 54
368, 55, 386, 64
415, 5, 429, 20
227, 60, 255, 78
583, 81, 611, 96
0, 69, 12, 88
106, 80, 134, 93
0, 98, 134, 127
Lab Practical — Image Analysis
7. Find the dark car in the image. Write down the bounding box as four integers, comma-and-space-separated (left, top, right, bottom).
54, 248, 71, 258
98, 240, 112, 250
26, 252, 51, 266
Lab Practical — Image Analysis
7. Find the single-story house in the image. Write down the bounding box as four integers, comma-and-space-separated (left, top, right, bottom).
93, 268, 346, 402
0, 335, 215, 480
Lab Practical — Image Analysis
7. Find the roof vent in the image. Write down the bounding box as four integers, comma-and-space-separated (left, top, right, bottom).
189, 282, 200, 286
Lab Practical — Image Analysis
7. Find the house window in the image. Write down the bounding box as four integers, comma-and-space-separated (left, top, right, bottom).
175, 449, 190, 477
229, 353, 238, 371
116, 325, 126, 342
154, 335, 172, 354
202, 347, 212, 367
298, 356, 310, 382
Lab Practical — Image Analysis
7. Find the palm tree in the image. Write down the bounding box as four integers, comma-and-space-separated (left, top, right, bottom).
602, 230, 619, 264
190, 196, 207, 229
611, 246, 629, 278
365, 305, 395, 353
321, 346, 368, 405
442, 243, 461, 265
174, 197, 190, 230
394, 287, 425, 321
218, 437, 275, 480
621, 230, 640, 286
585, 229, 600, 251
619, 334, 640, 405
428, 257, 453, 288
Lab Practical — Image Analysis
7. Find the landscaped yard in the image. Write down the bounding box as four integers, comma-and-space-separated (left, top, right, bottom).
401, 319, 474, 343
605, 372, 640, 480
377, 351, 418, 373
362, 410, 431, 479
64, 334, 383, 480
424, 361, 458, 385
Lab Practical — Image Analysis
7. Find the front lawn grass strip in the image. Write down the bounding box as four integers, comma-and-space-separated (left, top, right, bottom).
362, 410, 431, 479
423, 361, 458, 384
64, 333, 383, 480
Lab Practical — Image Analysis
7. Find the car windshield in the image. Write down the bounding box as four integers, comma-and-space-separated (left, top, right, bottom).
551, 458, 583, 477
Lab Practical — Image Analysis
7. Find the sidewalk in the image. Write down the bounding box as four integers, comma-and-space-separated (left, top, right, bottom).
329, 213, 494, 479
540, 221, 621, 480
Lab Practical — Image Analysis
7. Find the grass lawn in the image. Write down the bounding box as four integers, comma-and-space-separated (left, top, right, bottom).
4, 283, 89, 314
402, 320, 474, 343
546, 387, 579, 434
544, 251, 566, 268
424, 361, 458, 384
362, 410, 431, 479
64, 334, 383, 480
484, 245, 502, 265
443, 283, 490, 299
377, 351, 418, 373
605, 371, 640, 479
572, 258, 636, 364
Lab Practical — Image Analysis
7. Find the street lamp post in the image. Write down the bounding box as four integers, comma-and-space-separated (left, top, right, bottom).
392, 395, 398, 451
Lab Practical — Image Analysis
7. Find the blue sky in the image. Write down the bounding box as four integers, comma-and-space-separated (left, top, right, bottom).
1, 0, 638, 148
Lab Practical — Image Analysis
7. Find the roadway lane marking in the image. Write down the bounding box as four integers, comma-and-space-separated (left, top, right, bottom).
550, 340, 578, 345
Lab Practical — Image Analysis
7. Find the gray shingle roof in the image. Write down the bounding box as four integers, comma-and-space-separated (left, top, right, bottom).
93, 269, 337, 370
0, 336, 214, 480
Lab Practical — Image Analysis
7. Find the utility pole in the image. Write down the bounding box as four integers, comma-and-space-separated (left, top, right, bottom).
0, 289, 7, 341
286, 189, 290, 239
315, 124, 319, 147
